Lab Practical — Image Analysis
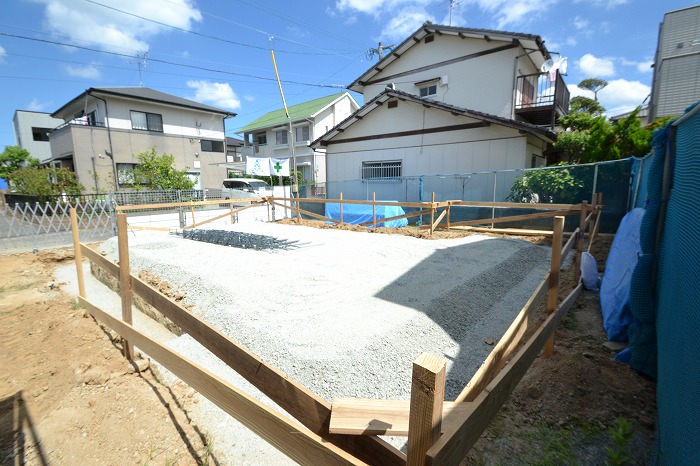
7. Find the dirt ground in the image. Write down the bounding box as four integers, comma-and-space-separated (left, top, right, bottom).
0, 225, 656, 465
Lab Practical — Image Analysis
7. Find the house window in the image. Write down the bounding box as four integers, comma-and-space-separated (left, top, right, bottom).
200, 139, 224, 152
294, 125, 310, 142
255, 133, 267, 145
362, 160, 402, 180
419, 84, 437, 98
275, 129, 288, 145
32, 127, 52, 142
387, 100, 398, 109
130, 111, 163, 132
116, 163, 138, 185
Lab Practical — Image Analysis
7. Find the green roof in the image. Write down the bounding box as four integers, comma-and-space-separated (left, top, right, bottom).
239, 93, 347, 133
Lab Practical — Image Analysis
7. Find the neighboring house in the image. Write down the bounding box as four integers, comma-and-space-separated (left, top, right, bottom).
648, 5, 700, 122
239, 92, 359, 186
49, 87, 235, 193
13, 110, 64, 164
310, 23, 569, 201
223, 136, 246, 176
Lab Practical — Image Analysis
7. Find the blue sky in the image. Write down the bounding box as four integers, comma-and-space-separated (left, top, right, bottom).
1, 0, 696, 151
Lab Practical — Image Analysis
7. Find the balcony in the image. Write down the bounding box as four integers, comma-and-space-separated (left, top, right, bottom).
514, 71, 570, 127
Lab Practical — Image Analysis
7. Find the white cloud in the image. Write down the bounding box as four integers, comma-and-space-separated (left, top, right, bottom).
578, 53, 615, 77
573, 0, 628, 7
36, 0, 201, 54
64, 63, 102, 79
187, 81, 241, 110
380, 7, 435, 42
567, 84, 594, 100
243, 95, 256, 103
568, 79, 649, 116
461, 0, 557, 29
636, 61, 653, 73
0, 45, 6, 63
599, 79, 650, 115
27, 98, 52, 111
573, 16, 589, 31
335, 0, 390, 15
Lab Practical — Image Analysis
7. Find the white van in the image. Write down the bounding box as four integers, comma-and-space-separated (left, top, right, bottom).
221, 178, 272, 202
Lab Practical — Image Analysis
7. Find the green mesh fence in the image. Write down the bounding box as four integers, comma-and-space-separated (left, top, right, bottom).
652, 103, 700, 464
324, 159, 633, 232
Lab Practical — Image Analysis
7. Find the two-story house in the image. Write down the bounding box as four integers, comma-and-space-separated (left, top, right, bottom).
648, 5, 700, 122
49, 87, 235, 193
310, 24, 569, 201
13, 110, 64, 164
239, 92, 359, 187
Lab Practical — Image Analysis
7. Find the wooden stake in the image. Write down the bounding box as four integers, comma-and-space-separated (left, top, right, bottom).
429, 192, 436, 236
117, 213, 134, 361
339, 192, 343, 224
574, 201, 588, 283
190, 203, 195, 227
407, 353, 446, 466
372, 192, 377, 229
544, 216, 564, 358
70, 208, 86, 299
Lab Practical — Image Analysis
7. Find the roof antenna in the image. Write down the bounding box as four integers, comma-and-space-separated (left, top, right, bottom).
449, 0, 462, 26
129, 52, 148, 87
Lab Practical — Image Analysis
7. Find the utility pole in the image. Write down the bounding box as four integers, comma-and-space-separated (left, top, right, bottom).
367, 42, 395, 61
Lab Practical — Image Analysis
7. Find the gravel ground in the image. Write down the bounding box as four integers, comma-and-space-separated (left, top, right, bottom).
87, 221, 551, 463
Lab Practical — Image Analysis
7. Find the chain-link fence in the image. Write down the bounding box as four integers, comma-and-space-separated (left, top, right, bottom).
323, 158, 636, 232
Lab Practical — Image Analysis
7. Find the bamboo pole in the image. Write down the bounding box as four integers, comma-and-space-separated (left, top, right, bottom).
407, 353, 446, 466
544, 215, 564, 358
70, 208, 85, 298
117, 213, 134, 361
339, 192, 344, 224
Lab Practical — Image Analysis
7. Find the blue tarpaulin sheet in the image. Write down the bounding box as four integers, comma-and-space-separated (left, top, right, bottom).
600, 207, 645, 342
325, 202, 408, 228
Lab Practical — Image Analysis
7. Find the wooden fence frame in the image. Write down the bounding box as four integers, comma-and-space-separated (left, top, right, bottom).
69, 194, 603, 465
112, 193, 599, 239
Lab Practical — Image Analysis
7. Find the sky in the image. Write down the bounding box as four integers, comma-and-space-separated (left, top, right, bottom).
1, 0, 697, 151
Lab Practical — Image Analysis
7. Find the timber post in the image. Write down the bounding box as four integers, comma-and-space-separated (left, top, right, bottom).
544, 215, 564, 358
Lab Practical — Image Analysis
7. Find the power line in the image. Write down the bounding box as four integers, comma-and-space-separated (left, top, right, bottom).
82, 0, 358, 57
0, 32, 348, 90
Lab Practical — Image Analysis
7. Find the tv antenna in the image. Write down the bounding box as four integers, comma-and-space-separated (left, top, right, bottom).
366, 41, 395, 61
129, 52, 148, 86
448, 0, 462, 26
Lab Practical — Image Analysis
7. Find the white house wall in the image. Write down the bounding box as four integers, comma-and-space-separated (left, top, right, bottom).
104, 99, 225, 139
362, 34, 540, 119
324, 101, 546, 201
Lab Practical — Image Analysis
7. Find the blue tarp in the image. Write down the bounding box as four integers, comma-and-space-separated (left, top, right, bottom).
599, 207, 645, 342
0, 178, 7, 190
325, 202, 408, 228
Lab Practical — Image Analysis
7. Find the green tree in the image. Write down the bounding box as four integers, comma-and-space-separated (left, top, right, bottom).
130, 147, 195, 190
507, 162, 585, 204
578, 78, 608, 101
8, 167, 83, 197
1, 146, 40, 180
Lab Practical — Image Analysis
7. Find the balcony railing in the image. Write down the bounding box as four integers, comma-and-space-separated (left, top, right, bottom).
51, 118, 107, 133
514, 71, 570, 127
